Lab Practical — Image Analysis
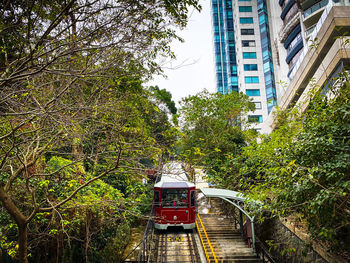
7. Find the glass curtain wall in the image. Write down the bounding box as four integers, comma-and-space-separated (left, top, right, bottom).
257, 0, 277, 112
211, 0, 238, 94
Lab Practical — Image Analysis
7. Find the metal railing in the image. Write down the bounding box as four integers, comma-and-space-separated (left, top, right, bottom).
304, 0, 329, 18
196, 214, 218, 263
289, 0, 350, 80
195, 219, 211, 263
220, 200, 276, 263
255, 237, 277, 263
137, 207, 155, 263
137, 164, 163, 262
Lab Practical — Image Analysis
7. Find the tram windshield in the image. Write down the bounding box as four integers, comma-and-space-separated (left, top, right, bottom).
162, 189, 188, 208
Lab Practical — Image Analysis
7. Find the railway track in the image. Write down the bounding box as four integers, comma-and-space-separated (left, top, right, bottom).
154, 230, 200, 263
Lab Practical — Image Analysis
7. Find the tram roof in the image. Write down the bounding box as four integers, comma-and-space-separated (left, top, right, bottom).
154, 175, 195, 188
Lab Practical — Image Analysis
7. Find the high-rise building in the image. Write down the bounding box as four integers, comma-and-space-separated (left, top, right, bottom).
272, 0, 350, 112
211, 0, 350, 133
210, 0, 277, 132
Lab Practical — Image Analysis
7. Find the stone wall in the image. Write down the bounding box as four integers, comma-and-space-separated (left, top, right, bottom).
255, 218, 329, 263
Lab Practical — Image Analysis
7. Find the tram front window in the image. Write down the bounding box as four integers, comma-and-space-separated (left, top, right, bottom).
162, 189, 188, 208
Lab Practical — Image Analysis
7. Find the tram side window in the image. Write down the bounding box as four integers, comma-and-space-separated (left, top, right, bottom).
154, 191, 160, 207
162, 189, 188, 208
190, 191, 195, 207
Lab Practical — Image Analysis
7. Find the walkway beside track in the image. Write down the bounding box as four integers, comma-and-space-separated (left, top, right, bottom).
196, 197, 262, 263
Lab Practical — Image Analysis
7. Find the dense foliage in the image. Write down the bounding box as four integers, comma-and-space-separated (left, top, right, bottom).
240, 79, 350, 251
0, 0, 198, 262
228, 78, 350, 252
179, 80, 349, 253
178, 90, 256, 183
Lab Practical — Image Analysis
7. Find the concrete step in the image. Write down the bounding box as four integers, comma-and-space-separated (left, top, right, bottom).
197, 212, 261, 263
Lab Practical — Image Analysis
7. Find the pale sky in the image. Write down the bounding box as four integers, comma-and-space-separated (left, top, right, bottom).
148, 0, 215, 106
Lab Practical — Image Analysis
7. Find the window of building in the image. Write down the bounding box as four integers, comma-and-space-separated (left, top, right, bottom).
288, 49, 303, 68
259, 14, 267, 25
245, 76, 259, 83
240, 17, 254, 24
304, 0, 329, 18
227, 32, 234, 41
283, 3, 298, 24
239, 6, 252, 12
243, 52, 257, 59
231, 65, 237, 74
253, 102, 262, 109
287, 32, 302, 53
263, 62, 274, 73
248, 115, 263, 123
246, 89, 260, 96
244, 64, 258, 71
242, 40, 256, 47
241, 29, 254, 35
239, 0, 251, 1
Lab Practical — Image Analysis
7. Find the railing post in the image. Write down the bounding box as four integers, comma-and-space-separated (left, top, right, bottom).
239, 210, 244, 237
251, 219, 256, 255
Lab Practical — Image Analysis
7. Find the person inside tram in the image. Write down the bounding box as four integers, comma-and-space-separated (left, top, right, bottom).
180, 193, 187, 206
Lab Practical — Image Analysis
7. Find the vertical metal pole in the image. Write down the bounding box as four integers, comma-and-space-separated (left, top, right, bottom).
143, 242, 145, 262
251, 217, 256, 255
239, 210, 244, 237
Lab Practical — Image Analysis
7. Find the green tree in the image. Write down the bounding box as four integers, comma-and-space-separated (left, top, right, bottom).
178, 90, 255, 184
238, 75, 350, 251
0, 0, 200, 262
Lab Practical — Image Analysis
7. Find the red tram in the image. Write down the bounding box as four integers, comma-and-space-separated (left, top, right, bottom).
154, 174, 196, 230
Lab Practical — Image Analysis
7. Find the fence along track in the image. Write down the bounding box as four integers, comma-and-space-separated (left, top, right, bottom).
154, 230, 199, 263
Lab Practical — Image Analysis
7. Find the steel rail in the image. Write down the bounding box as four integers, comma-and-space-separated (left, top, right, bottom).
187, 232, 195, 263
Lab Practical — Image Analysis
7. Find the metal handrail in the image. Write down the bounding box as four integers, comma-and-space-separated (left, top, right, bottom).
195, 219, 211, 263
137, 208, 155, 263
196, 214, 218, 263
255, 237, 277, 263
137, 161, 164, 262
221, 201, 276, 263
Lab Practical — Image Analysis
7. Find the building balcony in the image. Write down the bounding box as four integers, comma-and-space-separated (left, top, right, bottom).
303, 0, 329, 18
303, 0, 329, 28
288, 1, 350, 81
290, 37, 350, 113
279, 6, 350, 110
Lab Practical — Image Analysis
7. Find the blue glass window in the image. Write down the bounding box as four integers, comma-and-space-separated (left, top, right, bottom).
242, 40, 255, 46
230, 76, 238, 85
259, 14, 267, 25
262, 50, 269, 60
243, 52, 257, 59
248, 115, 263, 123
263, 62, 273, 73
239, 6, 252, 12
244, 64, 258, 71
245, 76, 259, 83
227, 32, 234, 40
253, 102, 262, 109
240, 17, 254, 24
241, 29, 254, 35
246, 89, 260, 96
231, 65, 237, 73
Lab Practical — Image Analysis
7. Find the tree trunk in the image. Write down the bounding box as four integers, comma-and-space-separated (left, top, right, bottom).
0, 186, 29, 263
18, 223, 29, 263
